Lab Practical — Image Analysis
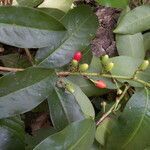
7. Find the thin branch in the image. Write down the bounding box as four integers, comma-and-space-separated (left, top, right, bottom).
0, 66, 24, 72
24, 48, 34, 65
96, 85, 130, 126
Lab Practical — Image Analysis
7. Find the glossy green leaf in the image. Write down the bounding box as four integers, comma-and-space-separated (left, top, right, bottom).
0, 53, 31, 68
64, 79, 95, 119
96, 0, 129, 9
116, 7, 145, 59
48, 86, 84, 130
36, 6, 98, 68
105, 89, 150, 149
34, 119, 95, 150
116, 33, 145, 59
38, 8, 65, 20
39, 0, 74, 12
143, 32, 150, 52
114, 5, 150, 34
17, 0, 43, 7
0, 67, 56, 119
0, 116, 24, 150
0, 6, 66, 48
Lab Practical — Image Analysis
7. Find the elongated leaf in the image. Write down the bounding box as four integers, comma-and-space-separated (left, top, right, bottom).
36, 6, 98, 68
114, 5, 150, 34
105, 89, 150, 149
48, 86, 84, 130
116, 7, 145, 59
34, 119, 95, 150
0, 67, 56, 119
0, 6, 66, 48
143, 32, 150, 52
116, 33, 145, 59
0, 116, 24, 150
39, 0, 74, 12
64, 79, 95, 118
96, 0, 129, 9
17, 0, 43, 7
38, 8, 65, 20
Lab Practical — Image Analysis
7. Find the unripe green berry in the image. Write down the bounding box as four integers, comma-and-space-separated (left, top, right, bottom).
101, 55, 109, 64
105, 62, 114, 72
71, 59, 78, 67
66, 84, 75, 93
139, 60, 149, 71
79, 63, 89, 72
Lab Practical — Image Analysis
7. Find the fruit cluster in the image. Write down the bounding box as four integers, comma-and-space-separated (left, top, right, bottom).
71, 52, 108, 89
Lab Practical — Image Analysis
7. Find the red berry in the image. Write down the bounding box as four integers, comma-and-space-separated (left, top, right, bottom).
73, 51, 82, 61
95, 80, 107, 89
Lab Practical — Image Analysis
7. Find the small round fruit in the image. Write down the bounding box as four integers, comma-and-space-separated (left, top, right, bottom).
95, 80, 107, 89
79, 63, 89, 72
71, 59, 78, 67
73, 51, 82, 61
139, 60, 149, 71
101, 55, 109, 64
105, 62, 114, 72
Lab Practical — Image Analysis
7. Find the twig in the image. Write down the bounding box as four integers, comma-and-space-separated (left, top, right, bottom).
24, 48, 34, 65
0, 66, 24, 72
96, 85, 130, 126
0, 68, 149, 88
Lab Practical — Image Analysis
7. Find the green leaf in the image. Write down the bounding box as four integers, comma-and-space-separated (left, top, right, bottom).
0, 6, 66, 48
143, 32, 150, 52
0, 116, 24, 149
114, 5, 150, 34
116, 33, 145, 59
39, 0, 74, 12
33, 119, 95, 150
116, 7, 145, 59
64, 79, 95, 119
36, 5, 98, 68
0, 67, 56, 119
38, 8, 65, 20
48, 86, 84, 131
96, 0, 129, 9
17, 0, 43, 7
0, 53, 31, 68
105, 89, 150, 149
